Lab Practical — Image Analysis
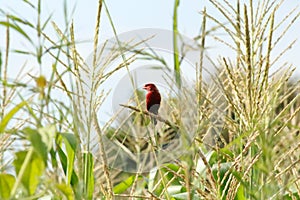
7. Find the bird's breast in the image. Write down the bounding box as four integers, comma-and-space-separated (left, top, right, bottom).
146, 92, 161, 104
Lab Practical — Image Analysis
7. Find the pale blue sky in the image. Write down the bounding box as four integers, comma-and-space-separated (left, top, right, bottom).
0, 1, 299, 72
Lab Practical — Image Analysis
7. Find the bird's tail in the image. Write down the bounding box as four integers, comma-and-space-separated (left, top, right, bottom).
149, 104, 159, 125
151, 116, 157, 125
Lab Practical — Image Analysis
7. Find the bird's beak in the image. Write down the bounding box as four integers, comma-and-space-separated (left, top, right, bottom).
143, 86, 147, 90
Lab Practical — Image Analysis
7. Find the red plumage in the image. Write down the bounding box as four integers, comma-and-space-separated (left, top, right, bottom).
143, 83, 161, 125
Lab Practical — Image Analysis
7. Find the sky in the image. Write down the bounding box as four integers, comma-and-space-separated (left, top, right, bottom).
0, 0, 300, 123
1, 1, 299, 65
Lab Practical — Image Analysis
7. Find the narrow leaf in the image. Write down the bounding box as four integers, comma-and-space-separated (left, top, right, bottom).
0, 21, 32, 43
0, 100, 27, 134
113, 175, 136, 194
0, 174, 15, 199
83, 152, 94, 200
61, 133, 77, 185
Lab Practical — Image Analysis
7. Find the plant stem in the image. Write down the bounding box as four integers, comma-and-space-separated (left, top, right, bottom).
173, 0, 181, 88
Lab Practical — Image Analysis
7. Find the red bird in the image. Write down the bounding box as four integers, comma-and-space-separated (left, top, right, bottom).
143, 83, 161, 125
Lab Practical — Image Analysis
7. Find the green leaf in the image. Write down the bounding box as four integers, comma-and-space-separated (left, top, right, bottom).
38, 124, 56, 151
164, 163, 180, 172
7, 14, 34, 28
209, 150, 232, 166
0, 100, 27, 134
61, 133, 77, 185
22, 0, 36, 9
235, 185, 246, 200
50, 148, 58, 169
56, 183, 74, 200
41, 13, 53, 31
22, 125, 56, 164
12, 49, 34, 55
22, 127, 48, 164
211, 162, 232, 180
83, 152, 94, 200
212, 162, 234, 199
113, 175, 136, 194
161, 163, 182, 185
57, 145, 78, 186
61, 133, 77, 151
0, 21, 32, 43
57, 145, 67, 171
37, 46, 42, 64
283, 193, 300, 200
283, 184, 300, 200
0, 173, 15, 199
13, 150, 45, 195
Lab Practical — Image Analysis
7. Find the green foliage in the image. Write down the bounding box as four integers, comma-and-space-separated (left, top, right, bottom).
0, 174, 15, 199
0, 21, 33, 43
22, 125, 56, 164
13, 150, 45, 195
113, 175, 141, 194
60, 133, 78, 185
0, 101, 27, 134
55, 183, 75, 200
173, 0, 181, 87
148, 163, 185, 198
57, 133, 79, 187
83, 152, 94, 200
